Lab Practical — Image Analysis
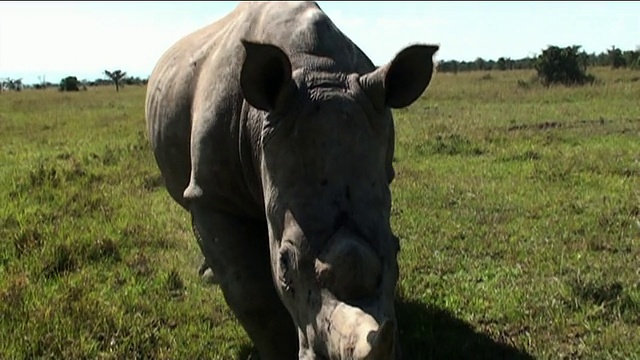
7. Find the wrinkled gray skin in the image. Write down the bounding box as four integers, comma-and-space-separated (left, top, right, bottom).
145, 2, 438, 359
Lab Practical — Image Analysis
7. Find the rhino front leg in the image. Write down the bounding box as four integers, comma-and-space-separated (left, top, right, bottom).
190, 204, 298, 360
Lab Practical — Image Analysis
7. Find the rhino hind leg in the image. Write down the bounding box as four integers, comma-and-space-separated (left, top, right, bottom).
190, 204, 298, 360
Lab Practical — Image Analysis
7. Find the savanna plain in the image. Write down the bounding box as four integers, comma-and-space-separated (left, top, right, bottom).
1, 68, 639, 360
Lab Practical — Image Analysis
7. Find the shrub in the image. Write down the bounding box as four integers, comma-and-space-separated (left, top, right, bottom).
59, 76, 80, 92
534, 45, 595, 86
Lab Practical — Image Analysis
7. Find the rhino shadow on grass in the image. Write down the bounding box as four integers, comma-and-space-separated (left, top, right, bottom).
394, 298, 535, 360
236, 297, 535, 360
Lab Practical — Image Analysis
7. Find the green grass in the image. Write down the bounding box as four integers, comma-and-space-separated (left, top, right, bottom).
1, 68, 639, 359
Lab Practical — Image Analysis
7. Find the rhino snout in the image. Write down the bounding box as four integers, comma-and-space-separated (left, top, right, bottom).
323, 302, 395, 360
315, 228, 382, 301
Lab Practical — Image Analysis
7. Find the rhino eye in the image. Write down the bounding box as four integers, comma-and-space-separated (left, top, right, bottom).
278, 247, 294, 293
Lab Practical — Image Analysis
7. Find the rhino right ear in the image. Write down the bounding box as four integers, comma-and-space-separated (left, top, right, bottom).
240, 40, 294, 112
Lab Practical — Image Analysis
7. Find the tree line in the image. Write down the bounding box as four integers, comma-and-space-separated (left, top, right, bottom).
57, 70, 138, 92
437, 45, 640, 73
1, 71, 148, 93
3, 44, 638, 93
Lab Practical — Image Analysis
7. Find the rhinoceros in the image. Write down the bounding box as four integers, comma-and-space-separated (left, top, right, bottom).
145, 1, 438, 359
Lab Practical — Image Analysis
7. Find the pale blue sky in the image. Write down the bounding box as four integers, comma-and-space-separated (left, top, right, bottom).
1, 1, 638, 85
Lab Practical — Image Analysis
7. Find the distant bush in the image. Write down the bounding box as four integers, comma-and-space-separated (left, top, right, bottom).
59, 76, 80, 92
534, 45, 595, 86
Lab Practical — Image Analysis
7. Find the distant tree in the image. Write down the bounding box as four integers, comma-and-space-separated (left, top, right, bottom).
88, 78, 111, 87
123, 76, 147, 86
607, 46, 626, 69
37, 75, 47, 90
437, 60, 459, 74
496, 57, 508, 71
59, 76, 80, 92
534, 45, 594, 86
588, 51, 609, 67
577, 51, 589, 71
622, 50, 640, 69
104, 70, 127, 92
1, 78, 23, 92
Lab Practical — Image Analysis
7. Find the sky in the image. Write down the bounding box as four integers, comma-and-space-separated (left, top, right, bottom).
1, 1, 639, 85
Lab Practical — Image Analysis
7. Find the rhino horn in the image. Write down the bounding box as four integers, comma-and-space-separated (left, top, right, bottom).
325, 302, 395, 359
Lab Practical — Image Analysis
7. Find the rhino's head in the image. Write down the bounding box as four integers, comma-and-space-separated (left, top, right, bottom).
240, 39, 438, 359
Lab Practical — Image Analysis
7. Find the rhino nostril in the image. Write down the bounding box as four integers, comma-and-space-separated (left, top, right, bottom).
320, 178, 328, 186
334, 211, 348, 230
344, 185, 351, 201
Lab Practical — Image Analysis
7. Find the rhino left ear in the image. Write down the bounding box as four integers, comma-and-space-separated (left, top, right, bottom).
360, 44, 439, 110
240, 40, 295, 112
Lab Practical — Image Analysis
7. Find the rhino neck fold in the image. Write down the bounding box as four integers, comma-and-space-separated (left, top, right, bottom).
289, 52, 343, 74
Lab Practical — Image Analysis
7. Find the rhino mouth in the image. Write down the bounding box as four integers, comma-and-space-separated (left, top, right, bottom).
278, 210, 398, 359
312, 225, 397, 359
312, 294, 396, 360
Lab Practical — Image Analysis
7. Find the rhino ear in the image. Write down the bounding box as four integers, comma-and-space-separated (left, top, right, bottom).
360, 44, 439, 110
240, 40, 294, 112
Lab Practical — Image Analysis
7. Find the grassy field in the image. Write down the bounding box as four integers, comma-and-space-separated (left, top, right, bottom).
1, 67, 639, 359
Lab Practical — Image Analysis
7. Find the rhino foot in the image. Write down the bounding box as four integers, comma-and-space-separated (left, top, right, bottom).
198, 261, 219, 285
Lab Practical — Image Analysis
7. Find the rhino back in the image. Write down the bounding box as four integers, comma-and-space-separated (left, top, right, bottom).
145, 1, 375, 215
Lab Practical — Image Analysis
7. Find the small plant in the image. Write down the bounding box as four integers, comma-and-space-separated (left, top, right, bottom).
166, 269, 185, 299
42, 244, 77, 278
